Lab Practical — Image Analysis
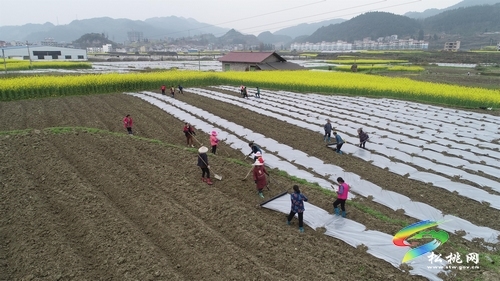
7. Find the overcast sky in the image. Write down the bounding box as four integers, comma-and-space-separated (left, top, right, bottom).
0, 0, 463, 34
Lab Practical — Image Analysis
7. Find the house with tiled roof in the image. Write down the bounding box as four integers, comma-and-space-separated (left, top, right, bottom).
218, 51, 304, 71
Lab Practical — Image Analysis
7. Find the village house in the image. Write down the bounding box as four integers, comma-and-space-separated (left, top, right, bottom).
218, 51, 304, 71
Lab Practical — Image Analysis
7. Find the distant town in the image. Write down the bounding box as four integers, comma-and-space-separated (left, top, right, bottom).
1, 29, 499, 63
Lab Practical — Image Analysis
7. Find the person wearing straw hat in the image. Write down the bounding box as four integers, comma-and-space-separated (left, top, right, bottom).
286, 185, 308, 233
252, 157, 268, 198
183, 123, 196, 148
254, 151, 264, 163
197, 146, 213, 185
210, 130, 219, 154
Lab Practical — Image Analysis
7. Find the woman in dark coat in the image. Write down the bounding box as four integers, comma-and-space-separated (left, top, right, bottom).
357, 128, 369, 149
197, 146, 213, 185
252, 158, 268, 198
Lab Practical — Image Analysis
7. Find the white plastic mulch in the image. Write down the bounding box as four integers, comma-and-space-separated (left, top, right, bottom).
128, 90, 500, 281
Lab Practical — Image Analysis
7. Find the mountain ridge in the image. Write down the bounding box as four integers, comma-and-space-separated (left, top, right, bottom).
1, 1, 500, 50
405, 0, 500, 18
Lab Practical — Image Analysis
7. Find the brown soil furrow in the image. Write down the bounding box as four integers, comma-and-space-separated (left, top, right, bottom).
0, 136, 108, 280
45, 133, 301, 280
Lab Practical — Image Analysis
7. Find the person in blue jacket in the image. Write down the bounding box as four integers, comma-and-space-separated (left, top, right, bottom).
333, 131, 344, 154
255, 87, 261, 98
247, 141, 262, 160
286, 185, 308, 233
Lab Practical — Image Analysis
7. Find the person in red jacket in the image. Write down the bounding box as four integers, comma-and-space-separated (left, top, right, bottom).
123, 114, 133, 135
161, 85, 166, 95
252, 157, 269, 198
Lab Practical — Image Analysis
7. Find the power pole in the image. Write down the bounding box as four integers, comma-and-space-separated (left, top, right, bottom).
2, 48, 6, 74
26, 41, 32, 68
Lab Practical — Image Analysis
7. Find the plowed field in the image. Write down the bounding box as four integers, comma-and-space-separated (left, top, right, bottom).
1, 91, 498, 281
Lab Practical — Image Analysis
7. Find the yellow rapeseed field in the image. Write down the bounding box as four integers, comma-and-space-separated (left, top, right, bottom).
333, 65, 424, 72
328, 59, 409, 64
1, 70, 499, 108
1, 60, 91, 70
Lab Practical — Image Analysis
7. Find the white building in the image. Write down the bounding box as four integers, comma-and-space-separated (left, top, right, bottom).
290, 41, 352, 52
102, 44, 113, 53
352, 38, 428, 50
291, 35, 428, 52
1, 45, 87, 60
10, 41, 26, 47
86, 47, 103, 53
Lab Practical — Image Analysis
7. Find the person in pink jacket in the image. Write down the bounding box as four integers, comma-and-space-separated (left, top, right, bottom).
333, 177, 349, 218
210, 130, 219, 154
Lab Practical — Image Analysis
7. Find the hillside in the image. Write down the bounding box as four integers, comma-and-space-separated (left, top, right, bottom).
0, 22, 54, 42
304, 12, 421, 43
217, 29, 260, 46
73, 33, 118, 48
0, 16, 230, 43
273, 19, 346, 38
405, 0, 500, 19
293, 6, 500, 50
257, 31, 292, 45
423, 3, 500, 36
2, 1, 500, 49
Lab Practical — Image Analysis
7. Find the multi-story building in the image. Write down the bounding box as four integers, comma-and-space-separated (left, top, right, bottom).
290, 41, 352, 52
41, 38, 57, 46
102, 44, 113, 53
127, 31, 143, 43
291, 36, 428, 52
444, 41, 460, 52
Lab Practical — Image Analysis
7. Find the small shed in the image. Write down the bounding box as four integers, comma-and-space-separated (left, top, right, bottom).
218, 51, 304, 71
